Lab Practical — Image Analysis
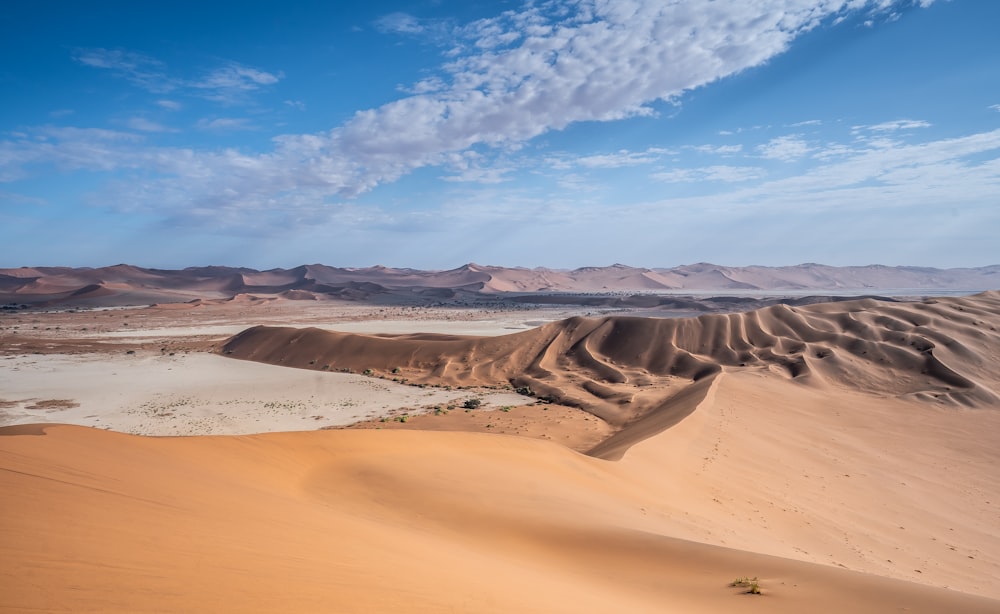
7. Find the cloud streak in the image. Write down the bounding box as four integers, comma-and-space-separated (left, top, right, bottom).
73, 48, 282, 103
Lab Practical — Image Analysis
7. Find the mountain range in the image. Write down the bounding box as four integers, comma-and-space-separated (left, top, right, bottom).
1, 262, 997, 307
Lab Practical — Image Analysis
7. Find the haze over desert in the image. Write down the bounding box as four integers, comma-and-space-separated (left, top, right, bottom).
4, 0, 1000, 611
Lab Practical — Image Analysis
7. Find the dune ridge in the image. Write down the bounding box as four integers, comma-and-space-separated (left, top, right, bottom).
223, 291, 1000, 457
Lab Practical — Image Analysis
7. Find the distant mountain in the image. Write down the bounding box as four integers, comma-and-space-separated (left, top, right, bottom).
0, 263, 996, 307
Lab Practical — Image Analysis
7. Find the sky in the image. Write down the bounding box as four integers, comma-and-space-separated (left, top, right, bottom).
1, 0, 998, 270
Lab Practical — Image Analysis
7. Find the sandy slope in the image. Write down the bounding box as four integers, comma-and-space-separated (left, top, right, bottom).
2, 292, 999, 611
2, 422, 998, 613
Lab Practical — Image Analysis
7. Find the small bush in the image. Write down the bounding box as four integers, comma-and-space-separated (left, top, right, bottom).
463, 399, 482, 410
730, 577, 761, 595
362, 368, 374, 376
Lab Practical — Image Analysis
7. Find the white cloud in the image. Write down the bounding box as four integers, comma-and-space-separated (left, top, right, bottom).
757, 135, 811, 161
402, 76, 447, 95
126, 117, 174, 133
322, 0, 922, 197
989, 104, 1000, 113
192, 63, 281, 91
373, 12, 456, 44
195, 118, 254, 131
73, 48, 173, 92
555, 173, 599, 192
439, 150, 516, 183
690, 144, 743, 155
441, 166, 514, 184
0, 127, 143, 181
156, 99, 182, 110
0, 190, 47, 207
854, 119, 932, 132
284, 100, 307, 111
652, 165, 766, 183
17, 1, 940, 222
74, 48, 280, 103
548, 147, 673, 170
672, 128, 1000, 214
375, 12, 427, 34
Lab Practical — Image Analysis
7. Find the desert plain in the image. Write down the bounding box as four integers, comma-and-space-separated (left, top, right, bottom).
2, 263, 1000, 613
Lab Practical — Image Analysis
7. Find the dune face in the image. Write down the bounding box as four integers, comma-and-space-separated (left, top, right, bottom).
2, 424, 999, 613
223, 292, 1000, 458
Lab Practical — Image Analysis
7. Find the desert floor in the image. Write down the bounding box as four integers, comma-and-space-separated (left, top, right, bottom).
2, 296, 999, 613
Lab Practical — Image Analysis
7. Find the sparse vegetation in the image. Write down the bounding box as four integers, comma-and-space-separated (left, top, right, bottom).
463, 398, 482, 410
730, 577, 761, 595
362, 368, 374, 376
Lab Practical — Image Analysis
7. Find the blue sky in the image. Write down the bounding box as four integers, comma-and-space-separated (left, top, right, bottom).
1, 0, 998, 269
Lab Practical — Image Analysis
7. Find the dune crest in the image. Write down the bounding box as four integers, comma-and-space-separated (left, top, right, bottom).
223, 292, 1000, 456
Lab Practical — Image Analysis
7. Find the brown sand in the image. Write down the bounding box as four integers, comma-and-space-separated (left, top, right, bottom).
2, 292, 999, 611
224, 292, 1000, 449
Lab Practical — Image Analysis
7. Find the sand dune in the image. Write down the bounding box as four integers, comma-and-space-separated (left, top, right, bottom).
3, 262, 997, 307
223, 291, 1000, 457
3, 291, 999, 611
2, 423, 998, 613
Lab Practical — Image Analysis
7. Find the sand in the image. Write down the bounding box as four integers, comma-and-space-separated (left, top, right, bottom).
2, 291, 999, 612
2, 421, 997, 613
0, 352, 530, 435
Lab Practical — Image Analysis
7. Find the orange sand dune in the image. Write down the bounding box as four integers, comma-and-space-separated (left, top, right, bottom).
224, 291, 1000, 457
2, 421, 998, 613
4, 292, 1000, 611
